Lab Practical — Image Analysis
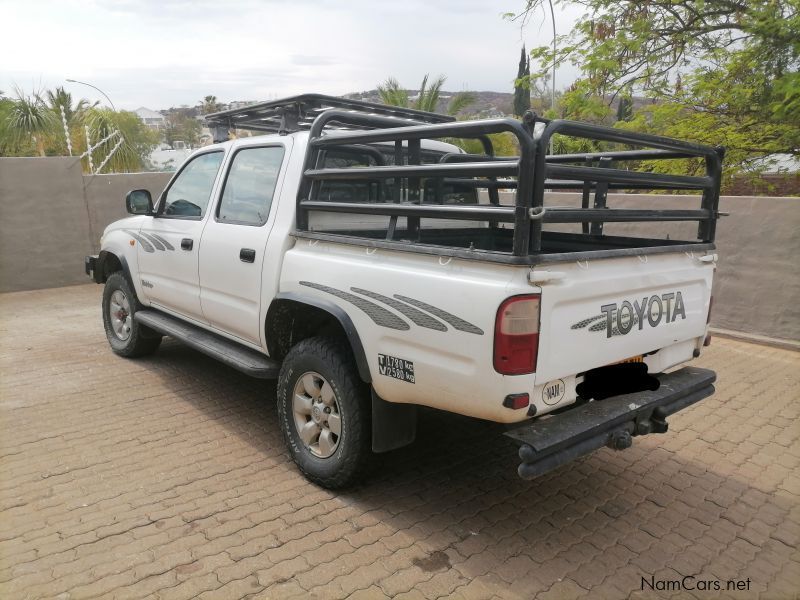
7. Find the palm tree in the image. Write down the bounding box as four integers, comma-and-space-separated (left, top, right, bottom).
446, 91, 476, 116
377, 74, 475, 116
377, 78, 409, 109
84, 108, 158, 173
6, 89, 56, 156
45, 86, 91, 123
200, 95, 223, 115
412, 74, 446, 112
44, 86, 94, 156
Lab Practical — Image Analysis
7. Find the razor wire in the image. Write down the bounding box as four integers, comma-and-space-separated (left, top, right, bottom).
82, 127, 124, 174
93, 135, 125, 174
59, 106, 72, 156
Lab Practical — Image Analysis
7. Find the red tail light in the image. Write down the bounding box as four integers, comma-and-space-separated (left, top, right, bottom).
494, 295, 540, 375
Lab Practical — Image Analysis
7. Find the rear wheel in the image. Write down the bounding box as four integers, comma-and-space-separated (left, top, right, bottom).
102, 272, 161, 357
277, 336, 372, 488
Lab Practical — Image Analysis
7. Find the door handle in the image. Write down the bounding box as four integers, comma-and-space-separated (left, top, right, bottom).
240, 248, 256, 263
181, 238, 193, 251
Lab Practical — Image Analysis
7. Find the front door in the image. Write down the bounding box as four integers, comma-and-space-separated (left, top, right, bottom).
137, 150, 224, 321
199, 143, 289, 345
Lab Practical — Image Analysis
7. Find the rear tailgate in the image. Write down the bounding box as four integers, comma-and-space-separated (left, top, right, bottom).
534, 251, 714, 382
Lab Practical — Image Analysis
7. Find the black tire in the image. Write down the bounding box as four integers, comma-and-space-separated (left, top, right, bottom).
102, 272, 162, 358
277, 336, 372, 489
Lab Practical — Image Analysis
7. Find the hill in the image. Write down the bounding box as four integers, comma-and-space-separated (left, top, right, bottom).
343, 89, 516, 118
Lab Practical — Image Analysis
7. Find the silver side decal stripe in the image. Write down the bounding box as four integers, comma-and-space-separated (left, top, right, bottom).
351, 288, 447, 332
394, 294, 484, 335
138, 232, 165, 251
300, 282, 483, 335
123, 229, 154, 253
149, 233, 174, 250
124, 230, 176, 253
141, 232, 174, 251
299, 282, 410, 331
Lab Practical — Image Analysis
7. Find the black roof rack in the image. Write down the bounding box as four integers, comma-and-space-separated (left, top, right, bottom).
204, 93, 454, 140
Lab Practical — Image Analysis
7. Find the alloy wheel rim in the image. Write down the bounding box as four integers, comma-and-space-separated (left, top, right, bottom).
109, 289, 132, 341
292, 371, 342, 458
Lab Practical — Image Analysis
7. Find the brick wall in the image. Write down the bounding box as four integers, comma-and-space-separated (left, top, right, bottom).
725, 173, 799, 197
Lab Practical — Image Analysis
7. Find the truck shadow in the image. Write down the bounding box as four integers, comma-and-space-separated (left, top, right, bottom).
146, 339, 795, 596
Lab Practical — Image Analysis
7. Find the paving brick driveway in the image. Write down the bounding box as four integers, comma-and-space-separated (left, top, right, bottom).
1, 285, 798, 600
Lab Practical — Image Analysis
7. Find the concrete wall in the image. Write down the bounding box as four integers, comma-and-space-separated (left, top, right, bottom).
83, 171, 172, 252
0, 157, 171, 292
0, 157, 797, 341
703, 195, 799, 341
0, 158, 96, 292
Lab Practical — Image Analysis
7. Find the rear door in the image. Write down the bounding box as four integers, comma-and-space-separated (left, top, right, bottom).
534, 252, 714, 382
198, 142, 290, 345
137, 150, 224, 321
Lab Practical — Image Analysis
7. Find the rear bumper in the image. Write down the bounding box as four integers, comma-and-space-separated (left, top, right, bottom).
505, 366, 716, 479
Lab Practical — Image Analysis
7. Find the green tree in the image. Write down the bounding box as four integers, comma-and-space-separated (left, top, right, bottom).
446, 90, 477, 117
511, 0, 799, 172
616, 90, 633, 123
376, 77, 409, 108
0, 86, 156, 170
454, 133, 520, 157
84, 108, 159, 173
513, 46, 531, 116
44, 87, 94, 156
46, 87, 92, 124
546, 81, 614, 154
164, 111, 202, 148
377, 74, 475, 116
0, 93, 20, 156
555, 80, 612, 123
5, 89, 56, 156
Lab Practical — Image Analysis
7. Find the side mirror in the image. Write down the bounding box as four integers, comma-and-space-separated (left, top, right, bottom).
126, 189, 154, 215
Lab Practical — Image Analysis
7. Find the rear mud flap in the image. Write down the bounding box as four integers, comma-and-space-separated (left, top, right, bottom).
505, 367, 716, 479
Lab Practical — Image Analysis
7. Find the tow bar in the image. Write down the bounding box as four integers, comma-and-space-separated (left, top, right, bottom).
505, 367, 716, 480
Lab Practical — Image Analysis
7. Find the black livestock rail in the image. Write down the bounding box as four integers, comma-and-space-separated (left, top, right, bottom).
206, 94, 725, 264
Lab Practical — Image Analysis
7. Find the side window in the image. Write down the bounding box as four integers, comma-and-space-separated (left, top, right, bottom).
161, 152, 224, 218
218, 146, 285, 226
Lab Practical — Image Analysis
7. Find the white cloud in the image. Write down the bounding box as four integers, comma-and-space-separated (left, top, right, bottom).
1, 0, 581, 110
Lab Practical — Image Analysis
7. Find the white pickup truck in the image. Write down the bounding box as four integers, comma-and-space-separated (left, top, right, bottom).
86, 94, 723, 488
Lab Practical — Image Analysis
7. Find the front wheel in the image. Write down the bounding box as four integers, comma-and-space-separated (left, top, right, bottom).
102, 272, 161, 357
277, 337, 372, 489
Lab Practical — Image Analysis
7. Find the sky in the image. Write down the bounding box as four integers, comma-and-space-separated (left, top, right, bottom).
2, 0, 582, 111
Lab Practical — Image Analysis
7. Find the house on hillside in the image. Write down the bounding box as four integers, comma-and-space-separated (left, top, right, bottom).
135, 107, 165, 130
227, 100, 259, 110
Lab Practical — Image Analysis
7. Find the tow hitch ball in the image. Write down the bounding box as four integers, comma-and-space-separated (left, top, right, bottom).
607, 413, 669, 451
608, 430, 633, 450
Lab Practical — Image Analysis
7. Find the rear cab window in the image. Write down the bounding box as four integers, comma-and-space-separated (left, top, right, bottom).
217, 146, 286, 226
